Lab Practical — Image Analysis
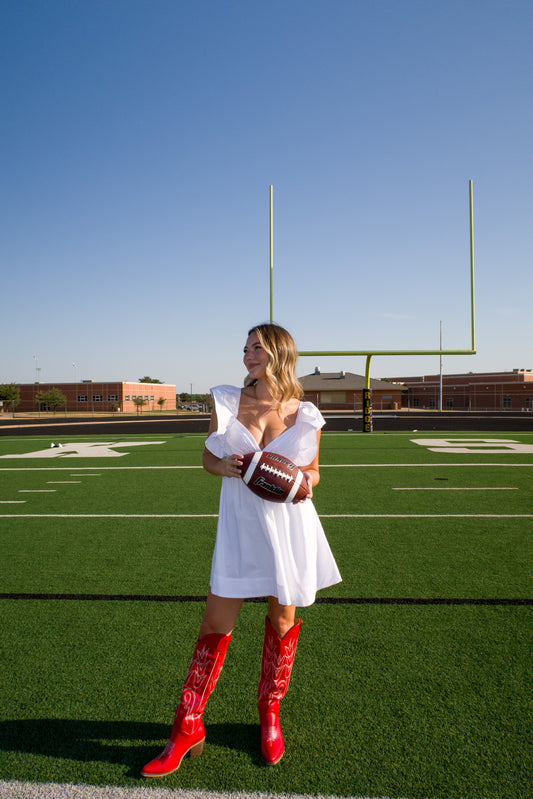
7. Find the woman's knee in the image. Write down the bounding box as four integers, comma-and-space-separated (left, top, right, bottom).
267, 597, 296, 638
199, 590, 243, 637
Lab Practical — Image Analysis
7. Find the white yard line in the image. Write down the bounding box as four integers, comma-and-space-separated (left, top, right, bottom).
0, 513, 531, 519
17, 490, 56, 493
392, 487, 518, 491
0, 463, 533, 472
0, 780, 388, 799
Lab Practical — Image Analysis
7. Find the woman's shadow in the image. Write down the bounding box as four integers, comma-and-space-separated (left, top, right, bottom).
0, 719, 262, 778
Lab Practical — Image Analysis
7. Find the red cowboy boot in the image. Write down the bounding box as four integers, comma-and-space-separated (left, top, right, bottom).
141, 632, 231, 777
257, 616, 302, 765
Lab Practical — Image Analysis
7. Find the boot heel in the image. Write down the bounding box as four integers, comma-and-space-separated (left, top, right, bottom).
188, 738, 205, 758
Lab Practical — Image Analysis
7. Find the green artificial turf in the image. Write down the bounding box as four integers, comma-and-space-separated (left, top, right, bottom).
0, 430, 532, 798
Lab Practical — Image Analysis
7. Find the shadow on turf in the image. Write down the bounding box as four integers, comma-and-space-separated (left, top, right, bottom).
0, 719, 263, 776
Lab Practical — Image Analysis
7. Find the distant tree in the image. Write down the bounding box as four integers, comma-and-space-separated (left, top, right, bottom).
139, 376, 163, 384
0, 383, 21, 411
157, 397, 166, 411
36, 387, 67, 414
133, 396, 147, 414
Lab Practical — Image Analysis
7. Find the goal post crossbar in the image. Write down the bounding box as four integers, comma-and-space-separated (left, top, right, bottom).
296, 180, 476, 394
269, 180, 477, 430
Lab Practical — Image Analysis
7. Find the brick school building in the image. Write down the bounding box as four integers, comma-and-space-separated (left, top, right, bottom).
385, 369, 533, 411
11, 381, 177, 414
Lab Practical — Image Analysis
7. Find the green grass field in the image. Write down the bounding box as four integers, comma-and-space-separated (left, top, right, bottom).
0, 430, 532, 798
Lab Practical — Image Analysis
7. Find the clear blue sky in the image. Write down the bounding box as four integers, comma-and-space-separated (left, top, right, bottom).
2, 0, 532, 393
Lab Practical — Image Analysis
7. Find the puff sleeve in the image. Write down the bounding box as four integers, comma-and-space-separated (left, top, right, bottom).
293, 401, 325, 465
204, 385, 241, 459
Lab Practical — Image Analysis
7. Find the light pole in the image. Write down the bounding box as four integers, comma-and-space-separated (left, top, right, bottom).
439, 321, 443, 412
33, 355, 40, 413
72, 363, 78, 414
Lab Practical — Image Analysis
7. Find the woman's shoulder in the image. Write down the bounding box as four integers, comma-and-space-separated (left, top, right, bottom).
210, 384, 241, 397
210, 385, 241, 412
298, 399, 325, 429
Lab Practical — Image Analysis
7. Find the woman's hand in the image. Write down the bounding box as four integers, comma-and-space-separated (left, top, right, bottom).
203, 448, 243, 478
223, 454, 243, 478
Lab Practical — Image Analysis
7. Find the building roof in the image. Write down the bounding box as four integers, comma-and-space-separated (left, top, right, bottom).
299, 371, 397, 391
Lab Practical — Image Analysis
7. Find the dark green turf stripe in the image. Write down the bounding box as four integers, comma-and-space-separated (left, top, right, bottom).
0, 593, 531, 605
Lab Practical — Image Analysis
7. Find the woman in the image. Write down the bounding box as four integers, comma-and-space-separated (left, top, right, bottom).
141, 323, 341, 777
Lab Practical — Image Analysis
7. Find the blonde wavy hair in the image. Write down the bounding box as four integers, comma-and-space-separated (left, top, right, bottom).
244, 323, 303, 406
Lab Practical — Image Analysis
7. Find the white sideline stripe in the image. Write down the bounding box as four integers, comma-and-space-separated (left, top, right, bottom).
47, 481, 82, 484
0, 466, 204, 471
392, 487, 518, 491
0, 513, 531, 519
320, 463, 533, 468
0, 780, 381, 799
1, 462, 533, 472
0, 501, 26, 504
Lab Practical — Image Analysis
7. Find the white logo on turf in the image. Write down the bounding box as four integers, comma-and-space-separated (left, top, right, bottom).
411, 438, 533, 454
0, 441, 166, 458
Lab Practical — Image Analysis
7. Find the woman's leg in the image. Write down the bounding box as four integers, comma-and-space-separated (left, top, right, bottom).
266, 596, 296, 637
258, 597, 302, 765
199, 589, 244, 636
142, 589, 242, 778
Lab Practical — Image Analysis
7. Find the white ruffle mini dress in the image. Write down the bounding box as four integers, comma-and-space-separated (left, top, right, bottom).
205, 385, 342, 607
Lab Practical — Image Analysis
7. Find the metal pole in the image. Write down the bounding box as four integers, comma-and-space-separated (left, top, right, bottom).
469, 180, 476, 352
439, 321, 443, 412
269, 185, 274, 323
363, 354, 373, 432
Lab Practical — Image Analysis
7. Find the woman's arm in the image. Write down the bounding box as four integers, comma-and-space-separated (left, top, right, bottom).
202, 405, 243, 477
299, 430, 321, 499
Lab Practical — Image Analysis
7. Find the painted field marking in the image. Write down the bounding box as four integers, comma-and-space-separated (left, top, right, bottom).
392, 487, 518, 491
17, 490, 56, 493
0, 501, 26, 504
47, 481, 82, 484
0, 513, 531, 519
1, 463, 533, 473
411, 437, 533, 454
320, 463, 533, 468
0, 441, 167, 459
0, 780, 370, 799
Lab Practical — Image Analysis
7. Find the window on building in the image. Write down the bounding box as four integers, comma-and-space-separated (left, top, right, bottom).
526, 397, 533, 410
320, 392, 347, 403
150, 395, 154, 401
78, 396, 87, 402
125, 395, 130, 401
412, 397, 420, 407
132, 395, 136, 400
94, 395, 102, 402
428, 398, 436, 408
446, 398, 454, 409
503, 396, 512, 409
108, 395, 118, 402
144, 395, 149, 401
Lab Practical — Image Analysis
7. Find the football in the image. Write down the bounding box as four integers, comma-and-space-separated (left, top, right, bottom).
240, 451, 310, 503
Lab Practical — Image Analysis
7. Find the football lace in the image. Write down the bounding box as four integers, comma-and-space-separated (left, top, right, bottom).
259, 463, 294, 483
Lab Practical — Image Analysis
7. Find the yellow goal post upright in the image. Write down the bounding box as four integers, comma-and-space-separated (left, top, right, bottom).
268, 182, 476, 431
